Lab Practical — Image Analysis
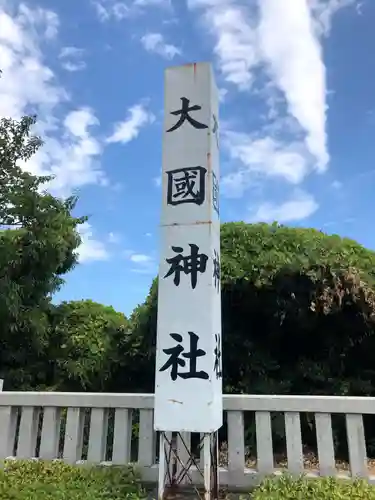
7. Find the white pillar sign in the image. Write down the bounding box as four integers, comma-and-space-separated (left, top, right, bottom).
154, 62, 222, 434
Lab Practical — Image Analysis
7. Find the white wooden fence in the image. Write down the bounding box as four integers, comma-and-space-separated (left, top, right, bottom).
0, 390, 374, 488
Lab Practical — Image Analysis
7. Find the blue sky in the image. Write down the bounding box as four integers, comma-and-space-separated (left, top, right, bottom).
0, 0, 373, 317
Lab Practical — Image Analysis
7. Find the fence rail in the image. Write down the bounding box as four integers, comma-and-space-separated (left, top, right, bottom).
0, 391, 375, 488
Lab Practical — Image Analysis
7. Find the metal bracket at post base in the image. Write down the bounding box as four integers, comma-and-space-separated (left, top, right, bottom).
157, 431, 219, 500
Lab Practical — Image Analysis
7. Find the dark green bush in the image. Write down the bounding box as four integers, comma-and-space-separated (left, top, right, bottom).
0, 459, 146, 500
123, 223, 375, 459
251, 474, 375, 500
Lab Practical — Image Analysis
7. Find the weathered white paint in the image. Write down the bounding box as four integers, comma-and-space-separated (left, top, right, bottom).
203, 434, 212, 500
158, 432, 167, 500
87, 408, 108, 463
39, 407, 61, 460
227, 410, 245, 485
138, 409, 154, 467
315, 413, 335, 476
346, 413, 368, 478
63, 407, 84, 464
17, 407, 39, 459
255, 411, 274, 475
155, 62, 222, 433
112, 408, 132, 465
0, 392, 374, 489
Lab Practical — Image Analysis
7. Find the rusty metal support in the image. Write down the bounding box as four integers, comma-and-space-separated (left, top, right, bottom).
158, 431, 219, 500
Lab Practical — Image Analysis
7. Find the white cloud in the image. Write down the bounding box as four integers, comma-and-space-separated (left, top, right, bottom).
223, 132, 309, 194
257, 0, 328, 171
189, 0, 356, 198
332, 180, 342, 189
221, 170, 249, 199
76, 222, 109, 263
0, 3, 115, 266
0, 3, 110, 198
60, 61, 85, 72
308, 0, 356, 35
356, 1, 364, 15
218, 87, 228, 102
248, 191, 319, 223
130, 253, 153, 263
64, 107, 96, 137
108, 232, 121, 243
140, 33, 181, 59
189, 1, 259, 90
59, 46, 86, 72
92, 0, 171, 21
106, 104, 155, 144
0, 6, 66, 120
111, 2, 130, 19
92, 1, 129, 20
153, 175, 161, 187
22, 107, 107, 197
134, 0, 171, 6
124, 251, 157, 274
17, 4, 59, 40
92, 1, 111, 21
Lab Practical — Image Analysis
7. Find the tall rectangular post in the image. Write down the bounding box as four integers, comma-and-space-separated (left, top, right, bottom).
155, 62, 222, 499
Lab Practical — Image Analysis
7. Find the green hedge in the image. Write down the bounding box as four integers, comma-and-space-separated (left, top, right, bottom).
251, 474, 375, 500
0, 460, 146, 500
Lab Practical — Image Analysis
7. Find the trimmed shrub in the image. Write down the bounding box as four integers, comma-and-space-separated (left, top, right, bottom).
251, 474, 375, 500
0, 459, 146, 500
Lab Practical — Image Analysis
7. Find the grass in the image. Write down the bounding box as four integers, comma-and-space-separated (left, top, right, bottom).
2, 459, 375, 499
0, 459, 147, 500
250, 474, 375, 500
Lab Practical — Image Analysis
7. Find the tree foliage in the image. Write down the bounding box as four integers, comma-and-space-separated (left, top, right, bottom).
220, 223, 375, 396
123, 222, 375, 457
126, 222, 375, 398
0, 114, 85, 389
109, 279, 158, 393
3, 108, 375, 460
46, 300, 129, 391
